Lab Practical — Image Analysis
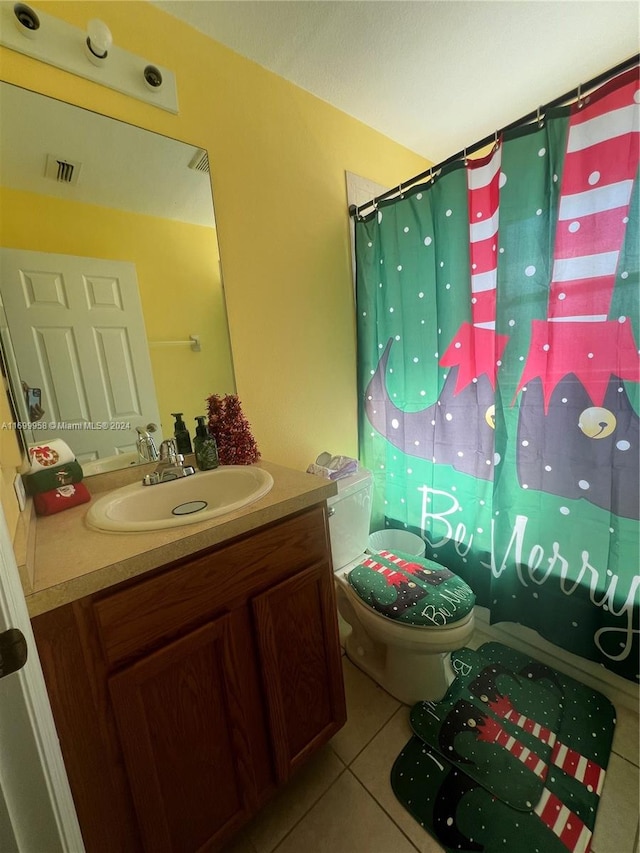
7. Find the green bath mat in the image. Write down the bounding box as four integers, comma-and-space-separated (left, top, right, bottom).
391, 642, 616, 853
409, 647, 563, 810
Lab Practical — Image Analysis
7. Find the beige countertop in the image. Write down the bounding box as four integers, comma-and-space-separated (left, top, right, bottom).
22, 460, 337, 618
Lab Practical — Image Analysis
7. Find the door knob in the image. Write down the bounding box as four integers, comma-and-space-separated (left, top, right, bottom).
0, 628, 27, 678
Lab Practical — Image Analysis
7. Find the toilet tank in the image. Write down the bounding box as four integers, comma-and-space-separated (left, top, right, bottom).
327, 469, 373, 571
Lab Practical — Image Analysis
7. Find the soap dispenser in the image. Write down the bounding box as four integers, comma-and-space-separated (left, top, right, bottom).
171, 413, 192, 455
194, 416, 219, 470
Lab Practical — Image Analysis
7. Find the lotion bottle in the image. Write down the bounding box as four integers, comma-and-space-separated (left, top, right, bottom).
171, 412, 192, 455
194, 416, 219, 470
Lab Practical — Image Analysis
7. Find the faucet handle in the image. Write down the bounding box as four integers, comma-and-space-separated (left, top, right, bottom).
136, 427, 159, 462
159, 439, 179, 463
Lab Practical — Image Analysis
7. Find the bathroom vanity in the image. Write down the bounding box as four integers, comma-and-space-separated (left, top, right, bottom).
21, 462, 344, 853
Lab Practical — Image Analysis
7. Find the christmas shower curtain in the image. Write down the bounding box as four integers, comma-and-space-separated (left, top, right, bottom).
355, 68, 639, 682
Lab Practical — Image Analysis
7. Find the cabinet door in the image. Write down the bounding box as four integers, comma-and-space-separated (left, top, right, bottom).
108, 610, 267, 853
253, 562, 346, 780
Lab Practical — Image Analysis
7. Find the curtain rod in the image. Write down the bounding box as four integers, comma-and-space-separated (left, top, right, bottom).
350, 53, 639, 219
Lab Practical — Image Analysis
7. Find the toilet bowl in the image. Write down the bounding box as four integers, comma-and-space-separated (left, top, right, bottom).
328, 470, 475, 705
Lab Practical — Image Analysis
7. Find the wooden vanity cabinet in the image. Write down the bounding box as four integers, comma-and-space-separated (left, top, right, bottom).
31, 504, 346, 853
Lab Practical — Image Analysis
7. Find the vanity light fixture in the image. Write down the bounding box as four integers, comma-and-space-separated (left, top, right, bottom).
0, 3, 178, 113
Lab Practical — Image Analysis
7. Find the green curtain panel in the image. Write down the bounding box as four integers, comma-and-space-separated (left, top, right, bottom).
355, 68, 639, 682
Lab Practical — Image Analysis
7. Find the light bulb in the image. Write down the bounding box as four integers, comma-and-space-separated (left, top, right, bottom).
13, 3, 40, 39
86, 18, 112, 64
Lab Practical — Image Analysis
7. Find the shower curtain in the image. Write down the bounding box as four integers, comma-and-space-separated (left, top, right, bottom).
355, 67, 639, 682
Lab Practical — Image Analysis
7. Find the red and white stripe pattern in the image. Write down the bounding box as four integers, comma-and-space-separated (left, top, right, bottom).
376, 550, 451, 577
549, 71, 639, 323
491, 695, 557, 748
360, 556, 406, 587
475, 715, 549, 780
487, 692, 605, 850
378, 550, 420, 568
516, 68, 639, 408
438, 145, 509, 392
550, 742, 606, 796
468, 145, 502, 330
490, 694, 605, 795
534, 788, 592, 853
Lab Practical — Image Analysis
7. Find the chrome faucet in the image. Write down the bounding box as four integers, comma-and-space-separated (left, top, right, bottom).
136, 427, 159, 462
142, 439, 195, 485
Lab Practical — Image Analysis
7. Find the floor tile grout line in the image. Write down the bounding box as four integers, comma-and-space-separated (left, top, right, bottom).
340, 699, 403, 767
268, 767, 348, 853
346, 767, 424, 853
337, 658, 403, 766
610, 745, 640, 769
349, 705, 447, 852
609, 751, 640, 773
352, 770, 422, 849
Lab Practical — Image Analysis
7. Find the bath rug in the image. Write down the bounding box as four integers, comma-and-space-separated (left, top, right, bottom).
391, 642, 616, 853
347, 549, 475, 626
409, 648, 563, 810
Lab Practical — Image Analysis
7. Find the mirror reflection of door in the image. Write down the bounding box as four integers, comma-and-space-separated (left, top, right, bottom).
0, 248, 162, 462
0, 81, 236, 476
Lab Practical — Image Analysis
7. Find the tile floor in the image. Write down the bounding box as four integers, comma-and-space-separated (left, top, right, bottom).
225, 636, 640, 853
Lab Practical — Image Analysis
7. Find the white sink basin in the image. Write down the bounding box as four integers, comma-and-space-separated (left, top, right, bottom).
86, 465, 274, 532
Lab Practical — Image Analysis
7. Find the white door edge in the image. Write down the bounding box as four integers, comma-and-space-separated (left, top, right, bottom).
0, 505, 84, 852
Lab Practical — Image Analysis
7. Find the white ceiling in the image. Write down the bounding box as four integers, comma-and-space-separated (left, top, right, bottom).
154, 0, 639, 162
0, 82, 216, 226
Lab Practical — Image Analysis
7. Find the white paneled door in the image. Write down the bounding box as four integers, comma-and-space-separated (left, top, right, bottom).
0, 248, 161, 461
0, 506, 84, 851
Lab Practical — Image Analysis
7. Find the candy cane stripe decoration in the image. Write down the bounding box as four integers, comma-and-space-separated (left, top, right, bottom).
534, 788, 592, 853
468, 148, 502, 331
517, 68, 640, 409
476, 715, 549, 780
501, 705, 557, 748
490, 694, 606, 797
440, 144, 509, 391
361, 557, 408, 587
481, 706, 595, 852
551, 742, 606, 796
377, 550, 453, 578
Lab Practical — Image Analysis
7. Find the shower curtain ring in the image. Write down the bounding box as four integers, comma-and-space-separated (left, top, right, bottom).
463, 148, 468, 165
577, 83, 584, 109
398, 182, 404, 198
537, 105, 544, 127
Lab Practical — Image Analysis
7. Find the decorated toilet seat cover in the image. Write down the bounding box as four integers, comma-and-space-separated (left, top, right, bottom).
347, 549, 475, 627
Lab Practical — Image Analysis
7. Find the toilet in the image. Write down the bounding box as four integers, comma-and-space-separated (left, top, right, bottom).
328, 469, 475, 705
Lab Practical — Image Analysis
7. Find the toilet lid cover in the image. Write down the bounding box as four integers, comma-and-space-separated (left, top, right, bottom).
347, 550, 475, 627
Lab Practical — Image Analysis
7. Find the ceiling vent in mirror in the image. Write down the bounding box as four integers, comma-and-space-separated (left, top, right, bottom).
189, 149, 210, 174
45, 154, 82, 185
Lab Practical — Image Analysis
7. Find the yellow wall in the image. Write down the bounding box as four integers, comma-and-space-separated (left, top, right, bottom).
0, 1, 428, 533
0, 186, 235, 436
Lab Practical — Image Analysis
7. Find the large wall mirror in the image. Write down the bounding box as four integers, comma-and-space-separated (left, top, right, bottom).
0, 82, 236, 475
